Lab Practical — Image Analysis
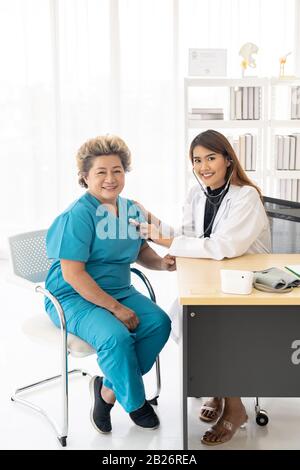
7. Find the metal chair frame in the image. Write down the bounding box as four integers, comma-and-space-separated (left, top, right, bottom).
9, 230, 161, 447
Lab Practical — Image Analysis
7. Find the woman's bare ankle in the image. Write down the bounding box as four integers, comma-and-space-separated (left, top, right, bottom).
101, 385, 116, 405
223, 397, 246, 415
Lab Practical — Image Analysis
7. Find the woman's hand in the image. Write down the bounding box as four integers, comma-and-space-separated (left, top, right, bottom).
161, 254, 176, 271
113, 304, 140, 331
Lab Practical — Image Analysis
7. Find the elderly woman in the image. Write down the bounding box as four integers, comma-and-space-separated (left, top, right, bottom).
44, 135, 173, 434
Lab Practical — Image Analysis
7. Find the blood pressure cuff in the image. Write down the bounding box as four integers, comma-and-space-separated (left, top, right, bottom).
253, 267, 300, 290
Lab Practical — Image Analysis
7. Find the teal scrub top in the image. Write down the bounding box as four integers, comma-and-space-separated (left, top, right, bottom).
45, 192, 146, 310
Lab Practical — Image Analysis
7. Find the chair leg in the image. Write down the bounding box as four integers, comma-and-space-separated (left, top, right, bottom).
11, 368, 90, 447
147, 356, 161, 406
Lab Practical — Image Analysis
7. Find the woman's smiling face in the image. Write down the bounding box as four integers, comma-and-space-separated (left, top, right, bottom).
192, 145, 231, 190
84, 154, 125, 203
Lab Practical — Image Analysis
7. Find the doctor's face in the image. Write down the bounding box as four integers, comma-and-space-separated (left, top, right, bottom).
192, 145, 230, 190
84, 154, 125, 204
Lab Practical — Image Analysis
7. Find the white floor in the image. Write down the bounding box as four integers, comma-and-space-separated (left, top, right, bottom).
1, 259, 300, 451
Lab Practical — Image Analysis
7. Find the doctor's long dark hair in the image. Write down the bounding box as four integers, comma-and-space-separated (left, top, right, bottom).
189, 130, 262, 199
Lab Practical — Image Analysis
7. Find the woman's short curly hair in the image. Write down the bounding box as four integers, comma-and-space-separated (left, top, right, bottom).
76, 135, 132, 188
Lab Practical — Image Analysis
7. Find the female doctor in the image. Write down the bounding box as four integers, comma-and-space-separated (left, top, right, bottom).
133, 129, 271, 446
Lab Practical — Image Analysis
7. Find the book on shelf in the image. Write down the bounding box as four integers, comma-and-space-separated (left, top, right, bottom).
245, 134, 252, 171
253, 87, 260, 120
235, 88, 242, 119
252, 134, 257, 171
282, 136, 290, 170
279, 178, 300, 202
286, 179, 292, 200
248, 87, 254, 120
230, 86, 261, 120
289, 135, 296, 170
188, 107, 224, 120
275, 134, 300, 170
230, 88, 235, 120
238, 135, 246, 167
242, 87, 248, 120
233, 139, 239, 158
190, 107, 223, 114
188, 113, 224, 120
291, 87, 300, 120
275, 135, 283, 170
279, 179, 285, 199
292, 178, 298, 201
294, 134, 300, 170
228, 133, 256, 171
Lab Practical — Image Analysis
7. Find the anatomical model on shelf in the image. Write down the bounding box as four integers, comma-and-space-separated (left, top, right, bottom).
279, 51, 293, 79
239, 42, 259, 77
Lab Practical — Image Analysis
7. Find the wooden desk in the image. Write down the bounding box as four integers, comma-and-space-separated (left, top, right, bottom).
176, 254, 300, 449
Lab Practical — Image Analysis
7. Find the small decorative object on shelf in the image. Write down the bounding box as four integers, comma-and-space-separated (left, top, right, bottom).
239, 42, 259, 78
279, 51, 292, 79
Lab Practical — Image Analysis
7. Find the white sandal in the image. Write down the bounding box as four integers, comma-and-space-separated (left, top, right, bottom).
201, 416, 248, 446
199, 400, 223, 423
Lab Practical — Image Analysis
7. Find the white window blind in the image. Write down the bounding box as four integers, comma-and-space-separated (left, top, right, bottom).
0, 0, 298, 256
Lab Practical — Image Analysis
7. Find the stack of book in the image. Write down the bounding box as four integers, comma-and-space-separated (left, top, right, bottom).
227, 133, 257, 171
230, 87, 261, 120
275, 134, 300, 170
188, 108, 224, 120
291, 87, 300, 119
279, 179, 300, 202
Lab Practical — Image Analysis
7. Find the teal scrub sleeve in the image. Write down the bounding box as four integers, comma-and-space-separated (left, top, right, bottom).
46, 210, 93, 262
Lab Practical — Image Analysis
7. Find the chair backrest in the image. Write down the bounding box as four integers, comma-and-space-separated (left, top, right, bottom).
8, 229, 51, 283
263, 196, 300, 253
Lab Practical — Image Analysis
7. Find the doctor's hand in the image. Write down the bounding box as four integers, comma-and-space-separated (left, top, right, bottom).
129, 218, 161, 241
161, 254, 176, 271
139, 222, 161, 241
113, 304, 140, 331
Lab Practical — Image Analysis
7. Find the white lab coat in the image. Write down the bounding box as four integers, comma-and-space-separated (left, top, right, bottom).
167, 183, 271, 342
169, 183, 271, 259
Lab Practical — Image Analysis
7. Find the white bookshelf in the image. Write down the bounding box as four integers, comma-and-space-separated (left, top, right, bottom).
269, 78, 300, 201
184, 77, 300, 202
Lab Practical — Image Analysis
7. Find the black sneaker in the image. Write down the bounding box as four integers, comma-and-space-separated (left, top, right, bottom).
89, 376, 114, 433
129, 401, 160, 429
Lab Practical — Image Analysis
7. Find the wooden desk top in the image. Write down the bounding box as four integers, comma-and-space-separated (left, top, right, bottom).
176, 254, 300, 305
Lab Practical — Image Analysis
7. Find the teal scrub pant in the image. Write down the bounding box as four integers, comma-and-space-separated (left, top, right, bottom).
47, 290, 171, 413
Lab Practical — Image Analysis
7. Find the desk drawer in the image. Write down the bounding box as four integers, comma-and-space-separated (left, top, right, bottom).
185, 305, 300, 397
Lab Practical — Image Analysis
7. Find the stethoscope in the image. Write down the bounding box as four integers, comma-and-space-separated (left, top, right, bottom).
192, 161, 235, 238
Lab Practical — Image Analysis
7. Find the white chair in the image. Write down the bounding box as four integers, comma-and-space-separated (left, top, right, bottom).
9, 229, 161, 447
